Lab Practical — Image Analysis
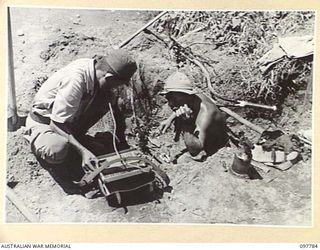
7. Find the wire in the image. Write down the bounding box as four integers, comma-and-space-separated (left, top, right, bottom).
108, 102, 127, 168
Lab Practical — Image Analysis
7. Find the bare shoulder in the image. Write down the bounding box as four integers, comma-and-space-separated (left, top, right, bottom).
196, 93, 219, 115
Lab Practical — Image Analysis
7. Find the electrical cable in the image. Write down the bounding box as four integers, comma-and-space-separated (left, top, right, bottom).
108, 102, 127, 167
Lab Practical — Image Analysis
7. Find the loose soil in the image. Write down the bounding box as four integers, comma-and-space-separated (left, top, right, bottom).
6, 8, 313, 225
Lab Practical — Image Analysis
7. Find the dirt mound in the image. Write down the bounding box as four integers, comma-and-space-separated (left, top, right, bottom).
6, 8, 313, 225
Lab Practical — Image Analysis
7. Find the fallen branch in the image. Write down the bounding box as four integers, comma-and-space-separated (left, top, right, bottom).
172, 38, 276, 111
191, 57, 277, 110
169, 37, 235, 103
144, 28, 169, 47
6, 186, 39, 222
180, 47, 303, 143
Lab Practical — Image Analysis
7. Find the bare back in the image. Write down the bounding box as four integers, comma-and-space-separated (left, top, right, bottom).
192, 93, 228, 154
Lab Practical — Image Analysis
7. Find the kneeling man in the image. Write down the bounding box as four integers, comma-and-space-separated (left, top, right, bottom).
159, 72, 229, 160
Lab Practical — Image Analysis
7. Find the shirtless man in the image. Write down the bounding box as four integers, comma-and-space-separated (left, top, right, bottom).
159, 72, 229, 160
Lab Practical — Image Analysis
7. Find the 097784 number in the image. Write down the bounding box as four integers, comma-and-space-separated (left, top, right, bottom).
300, 244, 318, 248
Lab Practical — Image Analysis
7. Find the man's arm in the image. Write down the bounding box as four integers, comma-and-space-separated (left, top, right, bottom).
188, 104, 213, 152
50, 120, 99, 172
159, 104, 193, 134
179, 104, 209, 156
159, 112, 177, 134
183, 131, 204, 157
48, 73, 100, 172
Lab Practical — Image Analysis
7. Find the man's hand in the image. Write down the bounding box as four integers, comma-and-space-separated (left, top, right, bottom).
175, 104, 193, 119
81, 149, 99, 173
50, 120, 100, 173
159, 119, 172, 134
159, 112, 177, 134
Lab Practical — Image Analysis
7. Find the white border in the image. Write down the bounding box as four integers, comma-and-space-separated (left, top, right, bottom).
4, 6, 316, 229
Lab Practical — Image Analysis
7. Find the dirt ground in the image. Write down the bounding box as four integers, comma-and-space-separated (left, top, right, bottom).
6, 8, 313, 225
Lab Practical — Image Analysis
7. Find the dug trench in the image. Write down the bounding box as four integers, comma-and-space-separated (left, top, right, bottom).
6, 8, 313, 224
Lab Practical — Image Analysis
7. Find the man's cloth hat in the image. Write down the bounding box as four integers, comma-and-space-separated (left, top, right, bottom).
106, 49, 137, 82
160, 72, 197, 95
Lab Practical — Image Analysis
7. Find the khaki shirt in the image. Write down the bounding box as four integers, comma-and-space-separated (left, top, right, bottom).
31, 58, 96, 124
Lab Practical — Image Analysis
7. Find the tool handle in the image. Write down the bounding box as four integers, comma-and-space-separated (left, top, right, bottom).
118, 11, 168, 48
7, 7, 18, 131
237, 101, 277, 111
220, 107, 265, 134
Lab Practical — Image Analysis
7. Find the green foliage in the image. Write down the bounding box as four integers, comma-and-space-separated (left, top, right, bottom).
153, 11, 314, 105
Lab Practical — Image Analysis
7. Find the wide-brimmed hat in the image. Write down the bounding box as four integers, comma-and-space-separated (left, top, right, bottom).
160, 72, 197, 95
106, 49, 137, 84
